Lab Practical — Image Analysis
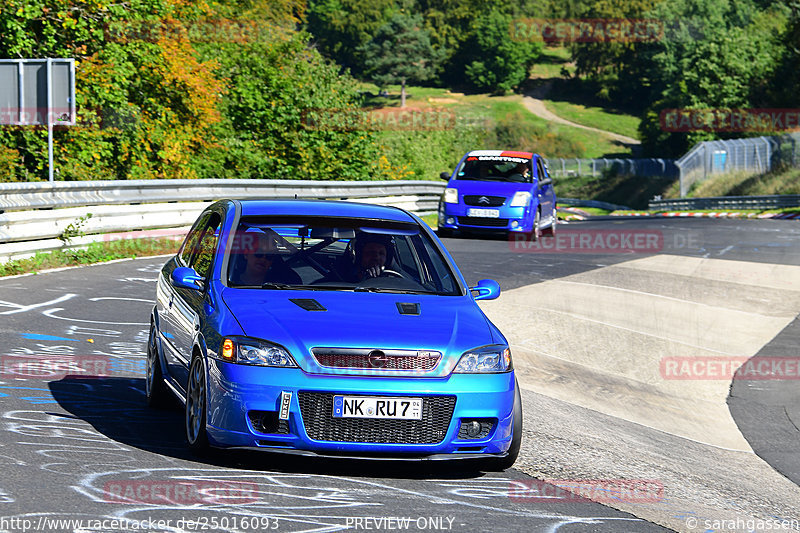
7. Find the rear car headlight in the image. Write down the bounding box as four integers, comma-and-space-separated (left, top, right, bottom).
510, 191, 532, 207
218, 337, 297, 367
444, 188, 459, 204
453, 345, 512, 373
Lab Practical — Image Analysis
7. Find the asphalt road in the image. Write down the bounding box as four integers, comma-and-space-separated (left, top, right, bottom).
0, 217, 799, 532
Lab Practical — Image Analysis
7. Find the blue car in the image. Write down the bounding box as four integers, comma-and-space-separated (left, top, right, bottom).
147, 199, 521, 469
438, 150, 557, 238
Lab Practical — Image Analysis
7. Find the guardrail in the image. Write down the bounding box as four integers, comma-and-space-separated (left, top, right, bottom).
0, 179, 447, 261
649, 195, 800, 211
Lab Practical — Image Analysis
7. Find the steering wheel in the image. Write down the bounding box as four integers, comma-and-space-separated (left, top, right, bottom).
380, 268, 404, 278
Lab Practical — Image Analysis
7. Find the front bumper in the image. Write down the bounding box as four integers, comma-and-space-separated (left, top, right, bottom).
438, 203, 533, 232
205, 360, 516, 457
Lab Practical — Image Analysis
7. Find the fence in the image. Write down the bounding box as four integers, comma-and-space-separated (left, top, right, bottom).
0, 179, 446, 261
675, 133, 800, 197
545, 158, 678, 179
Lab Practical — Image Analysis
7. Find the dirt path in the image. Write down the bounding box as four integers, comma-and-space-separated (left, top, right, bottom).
522, 82, 640, 146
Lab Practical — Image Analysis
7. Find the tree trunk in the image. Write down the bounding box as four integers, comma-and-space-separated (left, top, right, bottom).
401, 77, 406, 108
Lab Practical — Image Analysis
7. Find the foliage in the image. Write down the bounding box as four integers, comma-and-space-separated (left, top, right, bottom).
359, 13, 442, 93
460, 8, 542, 94
0, 0, 399, 182
306, 0, 395, 74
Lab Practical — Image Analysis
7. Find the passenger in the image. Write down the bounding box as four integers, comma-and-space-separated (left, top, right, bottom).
230, 229, 301, 286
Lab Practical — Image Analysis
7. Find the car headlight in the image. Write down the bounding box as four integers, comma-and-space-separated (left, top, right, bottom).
444, 188, 459, 204
510, 191, 532, 207
453, 345, 512, 373
218, 337, 297, 367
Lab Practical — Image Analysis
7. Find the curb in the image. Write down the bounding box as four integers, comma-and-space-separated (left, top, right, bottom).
609, 212, 800, 219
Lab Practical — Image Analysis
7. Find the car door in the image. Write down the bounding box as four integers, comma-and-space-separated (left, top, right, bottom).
167, 212, 222, 391
535, 157, 556, 223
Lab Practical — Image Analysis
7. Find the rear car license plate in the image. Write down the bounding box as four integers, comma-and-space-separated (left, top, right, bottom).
333, 396, 422, 420
467, 208, 500, 218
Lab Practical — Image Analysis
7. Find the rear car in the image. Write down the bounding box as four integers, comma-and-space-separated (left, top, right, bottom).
438, 150, 557, 238
147, 199, 521, 469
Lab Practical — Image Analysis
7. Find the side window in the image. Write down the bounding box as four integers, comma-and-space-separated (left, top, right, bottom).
537, 158, 547, 181
179, 214, 210, 266
417, 235, 457, 293
190, 213, 222, 280
393, 236, 420, 281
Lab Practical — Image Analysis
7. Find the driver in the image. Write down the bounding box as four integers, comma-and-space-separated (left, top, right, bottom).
342, 233, 396, 282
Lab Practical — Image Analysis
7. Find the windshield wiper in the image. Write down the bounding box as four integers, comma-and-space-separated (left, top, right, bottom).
261, 283, 356, 291
261, 282, 298, 290
353, 287, 431, 294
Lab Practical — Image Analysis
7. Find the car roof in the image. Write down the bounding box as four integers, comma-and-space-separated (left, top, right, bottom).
466, 150, 534, 159
236, 199, 418, 223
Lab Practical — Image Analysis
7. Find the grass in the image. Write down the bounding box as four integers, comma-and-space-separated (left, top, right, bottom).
554, 173, 677, 210
542, 100, 641, 140
660, 167, 800, 199
530, 47, 575, 79
420, 213, 438, 229
0, 238, 180, 277
357, 83, 634, 160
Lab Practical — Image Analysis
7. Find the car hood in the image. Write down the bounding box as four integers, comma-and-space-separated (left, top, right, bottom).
450, 179, 533, 197
221, 288, 495, 376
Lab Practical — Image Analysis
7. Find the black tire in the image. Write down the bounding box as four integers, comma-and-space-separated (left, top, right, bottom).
186, 356, 210, 453
145, 323, 170, 409
526, 209, 541, 242
484, 379, 522, 471
541, 208, 557, 238
437, 227, 453, 238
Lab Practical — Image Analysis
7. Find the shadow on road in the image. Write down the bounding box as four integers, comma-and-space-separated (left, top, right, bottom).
48, 376, 490, 480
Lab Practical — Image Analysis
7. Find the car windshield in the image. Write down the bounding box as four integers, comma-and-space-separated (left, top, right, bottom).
226, 216, 461, 295
455, 155, 532, 183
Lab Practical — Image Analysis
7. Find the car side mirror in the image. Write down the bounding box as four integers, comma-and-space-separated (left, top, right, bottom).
172, 266, 203, 290
470, 279, 500, 300
539, 177, 552, 186
440, 171, 451, 181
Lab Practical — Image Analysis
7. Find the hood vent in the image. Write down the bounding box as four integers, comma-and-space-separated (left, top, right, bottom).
289, 298, 326, 312
396, 302, 420, 315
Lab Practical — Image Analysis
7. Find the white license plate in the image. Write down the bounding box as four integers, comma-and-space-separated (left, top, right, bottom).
332, 396, 422, 420
467, 208, 500, 218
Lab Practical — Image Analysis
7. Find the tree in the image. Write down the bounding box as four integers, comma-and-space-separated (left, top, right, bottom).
359, 12, 442, 107
458, 8, 542, 94
306, 0, 396, 74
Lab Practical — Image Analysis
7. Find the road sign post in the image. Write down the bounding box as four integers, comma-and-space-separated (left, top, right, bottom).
0, 58, 76, 182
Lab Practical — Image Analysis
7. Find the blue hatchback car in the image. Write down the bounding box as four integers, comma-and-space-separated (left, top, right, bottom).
438, 150, 557, 238
147, 199, 521, 469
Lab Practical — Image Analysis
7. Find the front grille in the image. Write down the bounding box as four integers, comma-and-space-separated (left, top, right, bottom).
464, 195, 506, 207
312, 348, 441, 371
457, 216, 509, 228
298, 392, 456, 444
